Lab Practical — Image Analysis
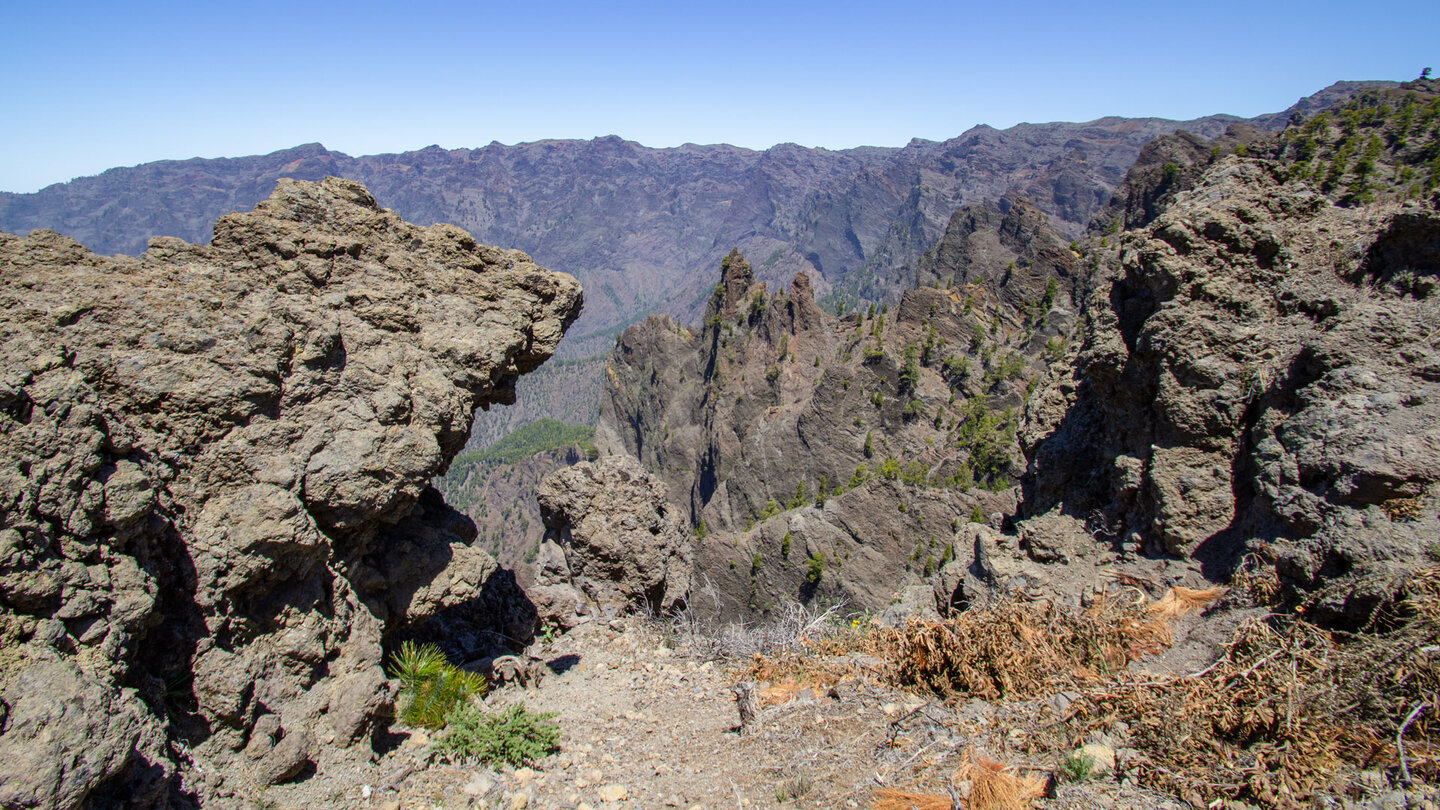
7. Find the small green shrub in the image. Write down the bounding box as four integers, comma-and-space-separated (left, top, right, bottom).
1059, 749, 1098, 782
388, 641, 488, 730
805, 553, 826, 585
786, 480, 808, 509
434, 703, 560, 768
944, 354, 970, 380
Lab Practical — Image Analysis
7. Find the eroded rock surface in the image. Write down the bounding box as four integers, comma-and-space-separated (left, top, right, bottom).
0, 177, 581, 807
534, 455, 693, 618
1019, 143, 1440, 622
590, 238, 1062, 618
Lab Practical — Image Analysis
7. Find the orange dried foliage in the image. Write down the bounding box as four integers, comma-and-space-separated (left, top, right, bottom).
959, 751, 1047, 810
887, 594, 1173, 701
869, 788, 955, 810
1149, 585, 1226, 620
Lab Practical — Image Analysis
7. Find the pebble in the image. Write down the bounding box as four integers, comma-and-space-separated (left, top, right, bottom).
464, 774, 494, 796
509, 790, 530, 809
598, 784, 629, 802
1079, 743, 1117, 775
513, 767, 538, 785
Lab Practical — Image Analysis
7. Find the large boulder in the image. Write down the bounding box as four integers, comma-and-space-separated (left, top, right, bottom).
1018, 155, 1440, 623
535, 455, 693, 616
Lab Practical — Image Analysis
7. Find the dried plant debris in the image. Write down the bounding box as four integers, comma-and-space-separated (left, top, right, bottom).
752, 576, 1439, 808
1075, 570, 1440, 806
958, 750, 1049, 810
883, 592, 1181, 701
871, 787, 958, 810
870, 751, 1047, 810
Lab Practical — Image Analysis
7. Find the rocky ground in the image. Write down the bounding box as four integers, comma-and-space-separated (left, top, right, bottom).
260, 600, 1437, 810
262, 615, 1190, 810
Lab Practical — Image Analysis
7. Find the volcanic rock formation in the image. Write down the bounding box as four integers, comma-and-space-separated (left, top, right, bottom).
592, 232, 1072, 617
0, 177, 581, 808
1008, 82, 1440, 624
533, 454, 694, 620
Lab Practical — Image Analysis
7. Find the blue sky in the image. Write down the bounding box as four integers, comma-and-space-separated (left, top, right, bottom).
1, 0, 1433, 193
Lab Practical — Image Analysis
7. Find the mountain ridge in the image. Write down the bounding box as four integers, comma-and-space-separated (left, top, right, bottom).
0, 82, 1396, 445
4, 83, 1391, 321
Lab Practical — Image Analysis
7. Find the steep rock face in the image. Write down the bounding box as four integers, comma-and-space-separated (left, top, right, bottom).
593, 243, 1076, 618
0, 178, 581, 807
1015, 84, 1440, 624
1088, 123, 1273, 237
916, 196, 1083, 313
533, 455, 693, 617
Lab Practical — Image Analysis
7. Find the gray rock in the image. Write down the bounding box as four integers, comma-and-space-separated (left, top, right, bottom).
1021, 152, 1440, 621
0, 177, 581, 806
0, 658, 160, 810
536, 455, 693, 615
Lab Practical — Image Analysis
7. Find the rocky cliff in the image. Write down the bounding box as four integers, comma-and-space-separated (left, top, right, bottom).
0, 178, 581, 808
590, 214, 1082, 617
1000, 80, 1440, 624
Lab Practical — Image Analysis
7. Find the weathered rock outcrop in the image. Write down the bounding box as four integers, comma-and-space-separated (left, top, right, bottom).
533, 455, 693, 618
0, 177, 581, 807
1009, 82, 1440, 623
583, 82, 1439, 624
916, 196, 1083, 313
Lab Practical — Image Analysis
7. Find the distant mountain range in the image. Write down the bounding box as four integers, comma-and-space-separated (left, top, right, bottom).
0, 82, 1391, 449
0, 83, 1386, 360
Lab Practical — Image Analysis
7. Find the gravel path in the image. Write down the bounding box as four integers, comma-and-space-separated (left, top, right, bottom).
261, 617, 1203, 809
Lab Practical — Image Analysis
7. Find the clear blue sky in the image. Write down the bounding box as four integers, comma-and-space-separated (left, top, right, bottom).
1, 0, 1433, 193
